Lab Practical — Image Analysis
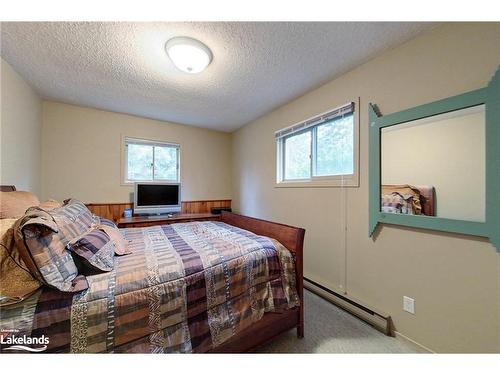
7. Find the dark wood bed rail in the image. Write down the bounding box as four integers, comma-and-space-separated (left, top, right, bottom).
221, 211, 305, 255
220, 211, 305, 341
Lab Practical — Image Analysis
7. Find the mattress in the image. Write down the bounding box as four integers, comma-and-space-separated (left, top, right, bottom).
0, 221, 299, 353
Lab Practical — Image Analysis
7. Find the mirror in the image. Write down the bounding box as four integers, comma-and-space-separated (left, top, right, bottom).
381, 105, 485, 222
368, 65, 500, 252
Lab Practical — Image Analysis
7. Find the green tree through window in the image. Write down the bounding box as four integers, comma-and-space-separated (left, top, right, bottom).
125, 138, 179, 182
278, 112, 355, 182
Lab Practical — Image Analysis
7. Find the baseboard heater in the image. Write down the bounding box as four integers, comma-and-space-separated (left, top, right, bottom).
304, 277, 394, 336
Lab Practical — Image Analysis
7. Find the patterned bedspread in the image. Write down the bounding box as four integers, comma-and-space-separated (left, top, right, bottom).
0, 221, 299, 353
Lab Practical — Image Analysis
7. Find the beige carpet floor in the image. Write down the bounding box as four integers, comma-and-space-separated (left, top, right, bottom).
258, 290, 418, 353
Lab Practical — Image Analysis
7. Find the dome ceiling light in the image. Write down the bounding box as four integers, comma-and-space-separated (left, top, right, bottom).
165, 36, 213, 74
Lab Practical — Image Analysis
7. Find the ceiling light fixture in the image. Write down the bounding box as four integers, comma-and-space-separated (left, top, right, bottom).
165, 37, 213, 74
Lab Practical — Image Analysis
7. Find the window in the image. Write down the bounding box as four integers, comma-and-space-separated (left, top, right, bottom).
123, 137, 179, 183
276, 102, 358, 187
284, 131, 311, 180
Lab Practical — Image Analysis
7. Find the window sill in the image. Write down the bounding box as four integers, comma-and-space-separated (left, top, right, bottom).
120, 181, 180, 186
274, 177, 359, 188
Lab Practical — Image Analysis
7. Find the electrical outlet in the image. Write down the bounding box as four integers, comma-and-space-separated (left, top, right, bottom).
403, 296, 415, 314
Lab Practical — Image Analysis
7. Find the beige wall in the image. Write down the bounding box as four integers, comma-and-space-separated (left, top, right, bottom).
0, 58, 42, 195
41, 102, 232, 202
231, 23, 500, 353
381, 107, 485, 221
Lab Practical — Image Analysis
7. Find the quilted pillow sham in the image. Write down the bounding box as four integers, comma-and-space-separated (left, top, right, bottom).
99, 218, 118, 229
38, 199, 63, 211
97, 217, 131, 255
381, 192, 414, 214
381, 185, 422, 215
67, 229, 115, 274
14, 199, 98, 292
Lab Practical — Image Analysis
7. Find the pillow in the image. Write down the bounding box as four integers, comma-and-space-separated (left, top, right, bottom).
13, 199, 96, 292
0, 191, 40, 219
38, 199, 62, 211
97, 217, 131, 255
0, 218, 41, 306
97, 224, 131, 256
100, 218, 118, 229
67, 229, 115, 274
57, 198, 100, 231
381, 193, 414, 214
381, 185, 422, 215
381, 193, 404, 213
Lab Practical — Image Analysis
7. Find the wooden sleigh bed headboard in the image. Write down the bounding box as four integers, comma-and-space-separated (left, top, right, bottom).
416, 186, 435, 216
0, 185, 16, 192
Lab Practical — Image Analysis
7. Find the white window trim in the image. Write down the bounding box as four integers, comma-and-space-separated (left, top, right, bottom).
121, 135, 180, 185
275, 98, 360, 188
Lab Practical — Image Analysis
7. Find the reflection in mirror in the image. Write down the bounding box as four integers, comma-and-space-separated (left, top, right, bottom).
381, 105, 485, 222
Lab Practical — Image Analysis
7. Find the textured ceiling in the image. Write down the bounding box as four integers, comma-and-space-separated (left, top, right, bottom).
1, 22, 435, 131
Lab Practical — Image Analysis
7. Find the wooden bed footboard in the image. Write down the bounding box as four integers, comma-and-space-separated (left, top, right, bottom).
220, 211, 305, 344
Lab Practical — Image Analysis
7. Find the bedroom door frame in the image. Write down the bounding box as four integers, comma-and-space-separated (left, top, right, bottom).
368, 66, 500, 253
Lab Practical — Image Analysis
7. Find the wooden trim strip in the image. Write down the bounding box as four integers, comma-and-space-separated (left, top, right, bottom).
86, 199, 232, 206
86, 200, 232, 223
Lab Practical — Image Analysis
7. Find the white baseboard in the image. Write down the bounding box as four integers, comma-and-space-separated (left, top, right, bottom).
305, 278, 435, 353
304, 279, 392, 336
394, 331, 434, 353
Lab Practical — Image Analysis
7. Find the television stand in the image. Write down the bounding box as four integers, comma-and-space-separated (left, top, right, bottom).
117, 212, 221, 228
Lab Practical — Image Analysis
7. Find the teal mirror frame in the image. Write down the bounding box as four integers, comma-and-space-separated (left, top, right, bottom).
369, 67, 500, 252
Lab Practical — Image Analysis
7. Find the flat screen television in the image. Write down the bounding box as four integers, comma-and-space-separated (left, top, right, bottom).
133, 182, 181, 215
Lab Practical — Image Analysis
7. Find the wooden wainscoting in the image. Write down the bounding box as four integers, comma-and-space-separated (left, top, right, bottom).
86, 199, 231, 223
182, 200, 231, 214
87, 203, 133, 223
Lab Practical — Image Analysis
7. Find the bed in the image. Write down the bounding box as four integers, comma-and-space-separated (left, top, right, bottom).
381, 184, 435, 216
0, 186, 304, 353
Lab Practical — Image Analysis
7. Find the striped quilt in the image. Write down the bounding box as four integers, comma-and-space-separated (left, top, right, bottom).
0, 221, 299, 353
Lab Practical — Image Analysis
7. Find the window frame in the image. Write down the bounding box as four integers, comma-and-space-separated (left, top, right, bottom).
275, 99, 359, 188
122, 136, 180, 185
